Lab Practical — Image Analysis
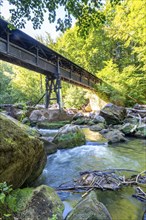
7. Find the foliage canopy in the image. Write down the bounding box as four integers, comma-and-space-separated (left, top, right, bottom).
0, 0, 146, 107
1, 0, 120, 35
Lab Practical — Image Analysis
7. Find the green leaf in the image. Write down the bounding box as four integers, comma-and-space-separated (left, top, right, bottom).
0, 192, 6, 204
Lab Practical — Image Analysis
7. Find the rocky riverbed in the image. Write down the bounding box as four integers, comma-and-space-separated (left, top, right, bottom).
0, 102, 145, 219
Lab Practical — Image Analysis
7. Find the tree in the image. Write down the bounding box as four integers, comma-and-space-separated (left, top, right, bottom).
0, 61, 25, 104
47, 0, 146, 106
106, 0, 146, 71
1, 0, 121, 34
11, 66, 45, 104
0, 61, 13, 104
63, 85, 88, 109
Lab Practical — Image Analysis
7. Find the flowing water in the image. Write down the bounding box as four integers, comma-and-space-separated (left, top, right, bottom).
35, 128, 146, 220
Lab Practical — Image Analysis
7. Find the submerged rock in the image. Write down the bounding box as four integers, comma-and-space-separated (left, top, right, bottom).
6, 185, 64, 220
0, 113, 46, 188
66, 191, 112, 220
53, 124, 86, 148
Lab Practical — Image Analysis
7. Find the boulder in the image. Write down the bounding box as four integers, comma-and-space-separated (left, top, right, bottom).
53, 124, 86, 149
101, 129, 127, 144
39, 137, 58, 155
90, 123, 105, 132
1, 113, 40, 137
100, 103, 126, 125
29, 109, 73, 123
29, 109, 48, 122
66, 191, 112, 220
93, 115, 105, 124
47, 109, 73, 122
0, 113, 46, 188
6, 185, 64, 220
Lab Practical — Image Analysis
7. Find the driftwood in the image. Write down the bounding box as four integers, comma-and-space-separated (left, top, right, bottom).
132, 187, 146, 202
128, 108, 146, 113
133, 104, 146, 109
56, 169, 146, 198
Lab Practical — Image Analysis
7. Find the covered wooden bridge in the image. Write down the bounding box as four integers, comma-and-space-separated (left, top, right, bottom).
0, 18, 101, 108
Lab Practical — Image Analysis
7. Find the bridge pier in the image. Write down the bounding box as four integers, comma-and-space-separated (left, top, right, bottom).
45, 58, 62, 109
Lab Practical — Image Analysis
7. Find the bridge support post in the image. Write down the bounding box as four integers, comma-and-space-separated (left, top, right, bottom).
45, 76, 50, 109
45, 58, 62, 109
56, 58, 62, 109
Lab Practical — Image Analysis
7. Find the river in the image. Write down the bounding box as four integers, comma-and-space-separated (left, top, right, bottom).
35, 128, 146, 220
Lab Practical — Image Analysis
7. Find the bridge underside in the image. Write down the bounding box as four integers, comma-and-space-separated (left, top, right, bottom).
0, 18, 101, 108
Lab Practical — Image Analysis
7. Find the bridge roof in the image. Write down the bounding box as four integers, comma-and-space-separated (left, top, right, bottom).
0, 18, 101, 88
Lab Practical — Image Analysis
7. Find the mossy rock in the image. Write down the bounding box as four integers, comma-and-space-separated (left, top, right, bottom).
66, 191, 112, 220
6, 185, 64, 220
72, 117, 95, 126
0, 113, 47, 188
135, 125, 146, 138
37, 120, 71, 129
53, 124, 86, 149
120, 123, 137, 134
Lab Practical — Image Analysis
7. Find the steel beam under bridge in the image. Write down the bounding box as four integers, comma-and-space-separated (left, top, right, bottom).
0, 18, 101, 108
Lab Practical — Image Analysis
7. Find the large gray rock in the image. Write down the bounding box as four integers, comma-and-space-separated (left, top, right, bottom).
29, 109, 49, 122
29, 109, 73, 123
0, 113, 46, 188
101, 129, 127, 144
53, 124, 86, 149
100, 103, 126, 125
93, 115, 106, 124
39, 137, 58, 155
7, 185, 64, 220
66, 191, 112, 220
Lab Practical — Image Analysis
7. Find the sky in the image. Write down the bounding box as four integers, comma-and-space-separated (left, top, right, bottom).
0, 0, 74, 40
